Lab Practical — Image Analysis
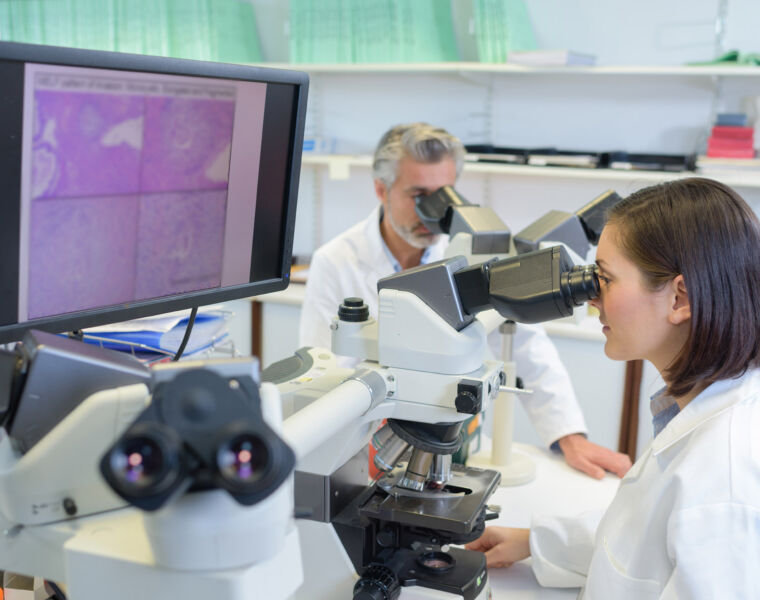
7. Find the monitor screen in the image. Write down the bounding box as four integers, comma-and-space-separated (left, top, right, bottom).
0, 42, 308, 342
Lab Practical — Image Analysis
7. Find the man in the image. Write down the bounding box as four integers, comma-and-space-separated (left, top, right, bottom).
299, 122, 631, 479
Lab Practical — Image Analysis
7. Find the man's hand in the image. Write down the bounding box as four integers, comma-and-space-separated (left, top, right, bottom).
558, 433, 632, 479
465, 527, 531, 568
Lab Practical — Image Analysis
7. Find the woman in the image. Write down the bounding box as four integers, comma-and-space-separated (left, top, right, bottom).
467, 178, 760, 598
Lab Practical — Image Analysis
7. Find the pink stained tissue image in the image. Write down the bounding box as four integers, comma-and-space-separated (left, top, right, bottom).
26, 84, 236, 317
141, 96, 235, 193
135, 190, 228, 301
27, 195, 139, 319
32, 90, 144, 199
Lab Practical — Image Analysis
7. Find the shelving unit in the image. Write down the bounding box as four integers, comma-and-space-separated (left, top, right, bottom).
301, 153, 760, 188
288, 61, 760, 258
268, 62, 760, 78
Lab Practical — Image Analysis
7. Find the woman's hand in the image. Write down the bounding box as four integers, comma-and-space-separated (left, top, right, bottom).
465, 526, 531, 568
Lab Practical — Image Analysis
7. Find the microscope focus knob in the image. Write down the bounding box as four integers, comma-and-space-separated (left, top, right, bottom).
455, 380, 483, 414
353, 564, 400, 600
339, 297, 370, 322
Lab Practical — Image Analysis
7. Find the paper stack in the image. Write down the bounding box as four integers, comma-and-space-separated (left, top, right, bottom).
507, 49, 596, 66
706, 114, 755, 159
82, 308, 230, 359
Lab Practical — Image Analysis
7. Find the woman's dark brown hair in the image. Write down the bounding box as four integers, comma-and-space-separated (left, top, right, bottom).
607, 177, 760, 397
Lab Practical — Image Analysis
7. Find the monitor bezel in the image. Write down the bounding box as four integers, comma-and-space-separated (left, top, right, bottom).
0, 41, 308, 343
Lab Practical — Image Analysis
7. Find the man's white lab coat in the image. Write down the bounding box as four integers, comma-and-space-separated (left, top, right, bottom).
530, 368, 760, 598
299, 205, 588, 448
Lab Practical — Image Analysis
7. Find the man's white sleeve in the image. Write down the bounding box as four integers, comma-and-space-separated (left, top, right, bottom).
490, 323, 588, 448
298, 250, 343, 352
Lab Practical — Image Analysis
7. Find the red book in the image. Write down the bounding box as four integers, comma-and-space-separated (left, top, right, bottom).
706, 145, 755, 159
711, 125, 754, 140
707, 137, 754, 151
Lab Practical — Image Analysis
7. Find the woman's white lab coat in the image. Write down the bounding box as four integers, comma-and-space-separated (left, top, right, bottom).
530, 368, 760, 598
299, 205, 588, 448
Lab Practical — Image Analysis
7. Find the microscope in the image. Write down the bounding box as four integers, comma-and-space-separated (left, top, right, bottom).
0, 331, 299, 600
267, 246, 602, 599
266, 187, 620, 600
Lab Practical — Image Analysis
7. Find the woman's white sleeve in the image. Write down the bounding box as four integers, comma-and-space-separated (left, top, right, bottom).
529, 510, 603, 588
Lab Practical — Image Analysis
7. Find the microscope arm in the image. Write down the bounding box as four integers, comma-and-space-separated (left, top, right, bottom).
281, 370, 386, 462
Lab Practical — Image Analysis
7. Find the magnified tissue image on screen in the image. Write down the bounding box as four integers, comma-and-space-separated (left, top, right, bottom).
19, 64, 264, 321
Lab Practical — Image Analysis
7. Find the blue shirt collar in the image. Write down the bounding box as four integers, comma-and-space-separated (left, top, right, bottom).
650, 386, 681, 438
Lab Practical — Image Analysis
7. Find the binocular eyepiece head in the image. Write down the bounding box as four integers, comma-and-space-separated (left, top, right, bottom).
100, 369, 295, 512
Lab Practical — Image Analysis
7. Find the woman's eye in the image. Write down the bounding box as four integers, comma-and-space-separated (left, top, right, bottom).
599, 274, 611, 285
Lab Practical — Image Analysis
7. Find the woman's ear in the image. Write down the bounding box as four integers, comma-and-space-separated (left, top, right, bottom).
668, 274, 691, 325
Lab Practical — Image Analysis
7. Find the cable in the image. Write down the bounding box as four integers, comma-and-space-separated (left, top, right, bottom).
172, 307, 198, 362
44, 581, 67, 600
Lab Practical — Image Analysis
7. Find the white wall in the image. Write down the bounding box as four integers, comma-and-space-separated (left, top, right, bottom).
524, 0, 758, 66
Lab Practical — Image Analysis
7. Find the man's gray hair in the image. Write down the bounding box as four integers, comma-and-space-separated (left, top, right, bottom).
372, 122, 465, 190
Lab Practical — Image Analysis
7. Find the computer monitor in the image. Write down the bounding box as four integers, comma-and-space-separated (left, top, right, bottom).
0, 42, 308, 343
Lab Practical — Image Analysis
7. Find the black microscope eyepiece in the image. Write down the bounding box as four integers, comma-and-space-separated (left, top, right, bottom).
560, 264, 600, 306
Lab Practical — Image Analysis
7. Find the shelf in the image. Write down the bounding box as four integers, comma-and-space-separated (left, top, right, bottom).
301, 154, 760, 189
258, 62, 760, 78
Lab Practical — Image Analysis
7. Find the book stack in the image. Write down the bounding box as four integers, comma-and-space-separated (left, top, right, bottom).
81, 308, 230, 362
695, 155, 760, 177
706, 114, 755, 159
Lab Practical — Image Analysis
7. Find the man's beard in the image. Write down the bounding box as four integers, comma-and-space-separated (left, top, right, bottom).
386, 205, 440, 249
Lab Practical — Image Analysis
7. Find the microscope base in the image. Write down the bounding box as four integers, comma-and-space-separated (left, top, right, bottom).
1, 508, 302, 600
295, 519, 492, 600
294, 519, 357, 600
400, 585, 492, 599
468, 447, 536, 486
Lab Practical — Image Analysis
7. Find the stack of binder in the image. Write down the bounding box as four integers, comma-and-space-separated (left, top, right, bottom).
80, 308, 231, 362
290, 0, 353, 63
289, 0, 458, 63
0, 0, 262, 63
473, 0, 536, 63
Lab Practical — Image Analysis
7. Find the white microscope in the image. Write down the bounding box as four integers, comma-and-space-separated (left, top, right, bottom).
266, 221, 605, 599
417, 185, 621, 484
0, 330, 301, 600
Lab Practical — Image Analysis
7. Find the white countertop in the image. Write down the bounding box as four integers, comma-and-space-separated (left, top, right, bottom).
477, 443, 620, 598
